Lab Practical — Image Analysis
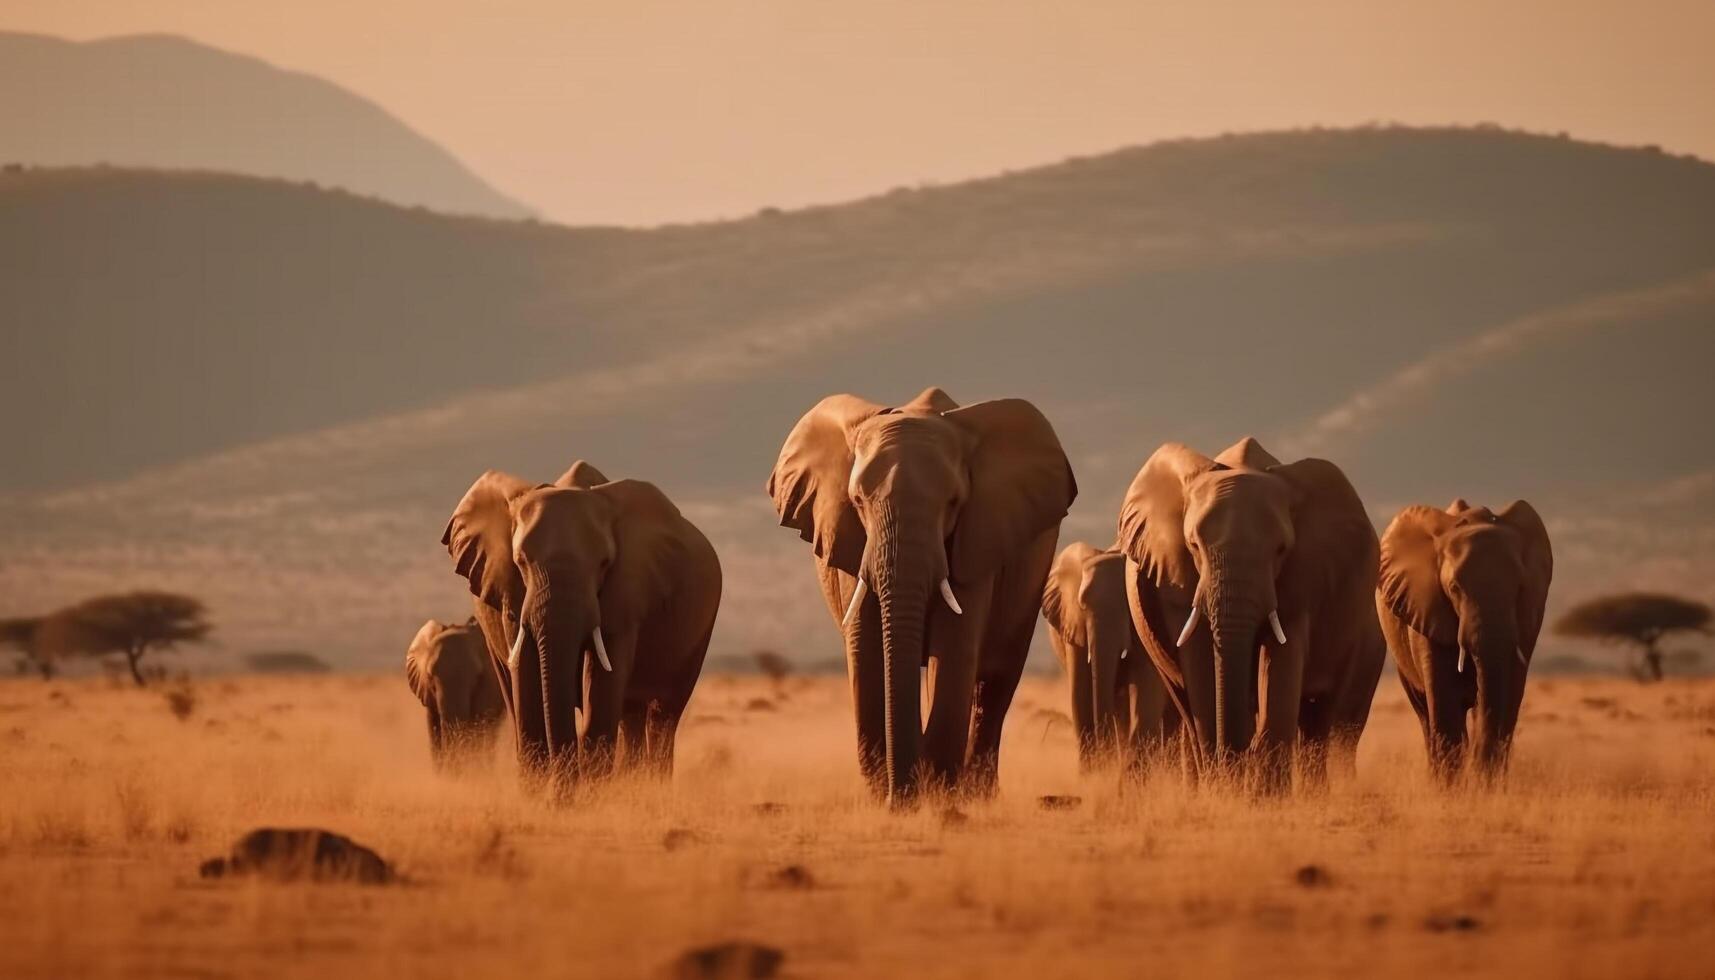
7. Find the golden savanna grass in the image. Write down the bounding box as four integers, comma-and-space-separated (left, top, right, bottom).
1, 672, 1713, 978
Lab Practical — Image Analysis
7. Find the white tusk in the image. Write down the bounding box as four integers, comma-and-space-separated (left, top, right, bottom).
1269, 610, 1288, 645
939, 579, 963, 615
1120, 644, 1128, 660
592, 628, 613, 672
1458, 647, 1468, 673
842, 576, 868, 627
508, 625, 525, 670
1516, 646, 1528, 668
1176, 604, 1200, 647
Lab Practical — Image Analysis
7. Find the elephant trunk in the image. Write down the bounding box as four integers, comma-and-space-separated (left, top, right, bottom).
527, 583, 589, 787
1087, 612, 1125, 758
1466, 616, 1522, 778
1205, 575, 1266, 766
870, 503, 934, 807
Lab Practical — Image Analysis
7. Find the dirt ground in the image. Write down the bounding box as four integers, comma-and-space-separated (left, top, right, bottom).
1, 671, 1712, 979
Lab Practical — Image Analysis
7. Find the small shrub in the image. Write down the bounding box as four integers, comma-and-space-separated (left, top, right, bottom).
163, 683, 197, 721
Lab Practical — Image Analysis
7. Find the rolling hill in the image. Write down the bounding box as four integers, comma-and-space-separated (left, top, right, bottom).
2, 126, 1712, 671
0, 32, 532, 220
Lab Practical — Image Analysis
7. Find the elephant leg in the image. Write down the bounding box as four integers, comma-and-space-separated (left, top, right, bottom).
425, 703, 444, 769
1400, 674, 1433, 750
924, 580, 989, 792
1124, 661, 1170, 778
578, 631, 634, 785
924, 652, 979, 792
1421, 644, 1469, 784
646, 705, 680, 778
1295, 696, 1335, 793
965, 617, 1030, 797
1254, 640, 1304, 794
619, 705, 648, 769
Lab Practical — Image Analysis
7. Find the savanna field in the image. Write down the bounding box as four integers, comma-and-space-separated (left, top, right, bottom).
2, 672, 1712, 979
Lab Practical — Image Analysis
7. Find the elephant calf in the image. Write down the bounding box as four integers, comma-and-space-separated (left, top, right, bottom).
406, 617, 506, 768
1042, 542, 1176, 772
1377, 499, 1552, 781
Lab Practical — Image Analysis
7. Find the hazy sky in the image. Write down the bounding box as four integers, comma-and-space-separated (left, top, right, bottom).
5, 0, 1712, 226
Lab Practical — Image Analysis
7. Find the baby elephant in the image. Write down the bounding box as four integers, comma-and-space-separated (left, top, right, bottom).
1377, 499, 1552, 780
406, 617, 506, 768
1042, 542, 1176, 772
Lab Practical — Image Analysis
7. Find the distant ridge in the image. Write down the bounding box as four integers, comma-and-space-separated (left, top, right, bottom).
0, 31, 533, 219
1, 126, 1711, 667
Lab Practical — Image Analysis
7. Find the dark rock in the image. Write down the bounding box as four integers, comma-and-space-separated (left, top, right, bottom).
1293, 864, 1332, 888
199, 827, 395, 884
765, 864, 815, 889
669, 941, 784, 979
663, 828, 703, 851
1038, 794, 1083, 811
1424, 913, 1482, 933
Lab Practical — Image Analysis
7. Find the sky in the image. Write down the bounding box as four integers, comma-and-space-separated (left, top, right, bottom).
4, 0, 1713, 226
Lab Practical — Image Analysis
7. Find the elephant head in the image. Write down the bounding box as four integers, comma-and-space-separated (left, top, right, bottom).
1379, 499, 1552, 772
1042, 543, 1134, 767
768, 387, 1076, 800
441, 460, 683, 776
405, 617, 503, 768
1118, 438, 1375, 764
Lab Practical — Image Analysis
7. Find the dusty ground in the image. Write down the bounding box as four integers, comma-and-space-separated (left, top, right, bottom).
0, 671, 1712, 979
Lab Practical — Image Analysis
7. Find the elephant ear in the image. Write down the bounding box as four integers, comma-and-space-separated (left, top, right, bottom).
591, 479, 696, 628
1376, 504, 1459, 644
1272, 458, 1384, 620
442, 471, 534, 614
945, 398, 1078, 583
1497, 500, 1553, 656
1042, 543, 1095, 646
555, 460, 610, 489
767, 394, 885, 576
404, 620, 439, 705
1116, 443, 1214, 592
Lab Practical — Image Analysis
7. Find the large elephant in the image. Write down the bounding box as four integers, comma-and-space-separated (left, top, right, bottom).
1117, 437, 1384, 790
1377, 499, 1552, 781
405, 617, 506, 767
767, 387, 1076, 804
1041, 542, 1176, 772
441, 460, 721, 790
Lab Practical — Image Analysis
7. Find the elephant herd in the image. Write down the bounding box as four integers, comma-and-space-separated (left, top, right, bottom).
403, 387, 1553, 806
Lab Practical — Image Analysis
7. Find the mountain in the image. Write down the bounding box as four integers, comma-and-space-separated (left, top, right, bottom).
1, 126, 1712, 671
0, 32, 532, 220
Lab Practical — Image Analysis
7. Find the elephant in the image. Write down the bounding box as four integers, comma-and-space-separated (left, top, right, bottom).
1041, 542, 1177, 772
1376, 499, 1552, 781
405, 617, 506, 768
441, 459, 721, 790
767, 387, 1076, 805
1116, 437, 1384, 791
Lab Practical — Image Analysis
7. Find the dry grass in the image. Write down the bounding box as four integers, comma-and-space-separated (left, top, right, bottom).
1, 673, 1712, 979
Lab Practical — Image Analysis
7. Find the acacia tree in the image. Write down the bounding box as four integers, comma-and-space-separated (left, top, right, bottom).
1554, 592, 1712, 682
0, 617, 52, 679
42, 591, 212, 687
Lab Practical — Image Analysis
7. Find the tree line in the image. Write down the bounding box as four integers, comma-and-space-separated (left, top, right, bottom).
0, 591, 211, 686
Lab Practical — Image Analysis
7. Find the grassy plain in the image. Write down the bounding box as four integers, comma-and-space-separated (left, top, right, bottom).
1, 672, 1712, 978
